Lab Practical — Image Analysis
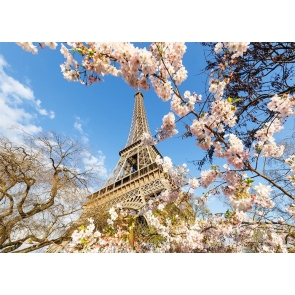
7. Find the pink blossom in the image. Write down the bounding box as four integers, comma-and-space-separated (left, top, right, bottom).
16, 42, 38, 54
254, 183, 274, 209
188, 178, 200, 189
200, 169, 219, 189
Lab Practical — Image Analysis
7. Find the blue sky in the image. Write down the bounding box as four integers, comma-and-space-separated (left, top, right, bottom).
2, 2, 294, 291
1, 42, 290, 214
0, 44, 207, 158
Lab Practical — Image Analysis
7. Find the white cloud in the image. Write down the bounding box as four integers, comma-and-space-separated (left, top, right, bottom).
0, 55, 55, 141
73, 116, 107, 180
82, 150, 108, 179
24, 76, 31, 86
74, 122, 83, 133
81, 136, 89, 143
74, 116, 84, 133
0, 61, 34, 101
35, 99, 55, 118
49, 111, 55, 119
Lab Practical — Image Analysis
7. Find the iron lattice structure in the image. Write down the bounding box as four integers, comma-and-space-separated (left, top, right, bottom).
46, 91, 167, 252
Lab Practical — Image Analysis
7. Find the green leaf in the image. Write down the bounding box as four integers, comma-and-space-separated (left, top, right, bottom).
233, 98, 242, 104
225, 209, 234, 219
80, 237, 87, 244
244, 178, 254, 185
78, 225, 86, 231
72, 47, 83, 54
88, 49, 95, 57
211, 165, 218, 170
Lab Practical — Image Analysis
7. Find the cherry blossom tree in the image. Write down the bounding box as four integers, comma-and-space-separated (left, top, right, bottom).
14, 42, 295, 252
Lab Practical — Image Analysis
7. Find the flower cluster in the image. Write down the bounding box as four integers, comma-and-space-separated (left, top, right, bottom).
253, 94, 295, 158
190, 97, 239, 156
157, 112, 178, 140
221, 170, 241, 199
209, 79, 227, 100
70, 218, 101, 250
16, 42, 38, 54
216, 168, 253, 212
58, 42, 188, 101
285, 155, 295, 186
254, 183, 274, 209
16, 42, 58, 54
156, 155, 190, 189
214, 42, 250, 59
155, 155, 173, 173
188, 177, 200, 189
231, 196, 253, 213
170, 91, 201, 117
200, 168, 220, 189
60, 44, 80, 82
224, 170, 240, 187
150, 42, 187, 85
254, 118, 285, 157
210, 99, 236, 127
267, 94, 295, 117
107, 207, 118, 225
286, 205, 295, 219
140, 132, 157, 146
190, 114, 248, 168
223, 134, 249, 169
150, 77, 173, 101
190, 113, 213, 150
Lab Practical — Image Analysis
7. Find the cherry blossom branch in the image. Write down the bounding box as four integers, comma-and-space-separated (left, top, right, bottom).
246, 163, 295, 201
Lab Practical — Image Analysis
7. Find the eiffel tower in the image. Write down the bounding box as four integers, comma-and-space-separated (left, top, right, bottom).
47, 91, 167, 252
82, 90, 167, 225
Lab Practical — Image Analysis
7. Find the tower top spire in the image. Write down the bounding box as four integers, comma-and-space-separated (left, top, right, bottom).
125, 91, 151, 147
